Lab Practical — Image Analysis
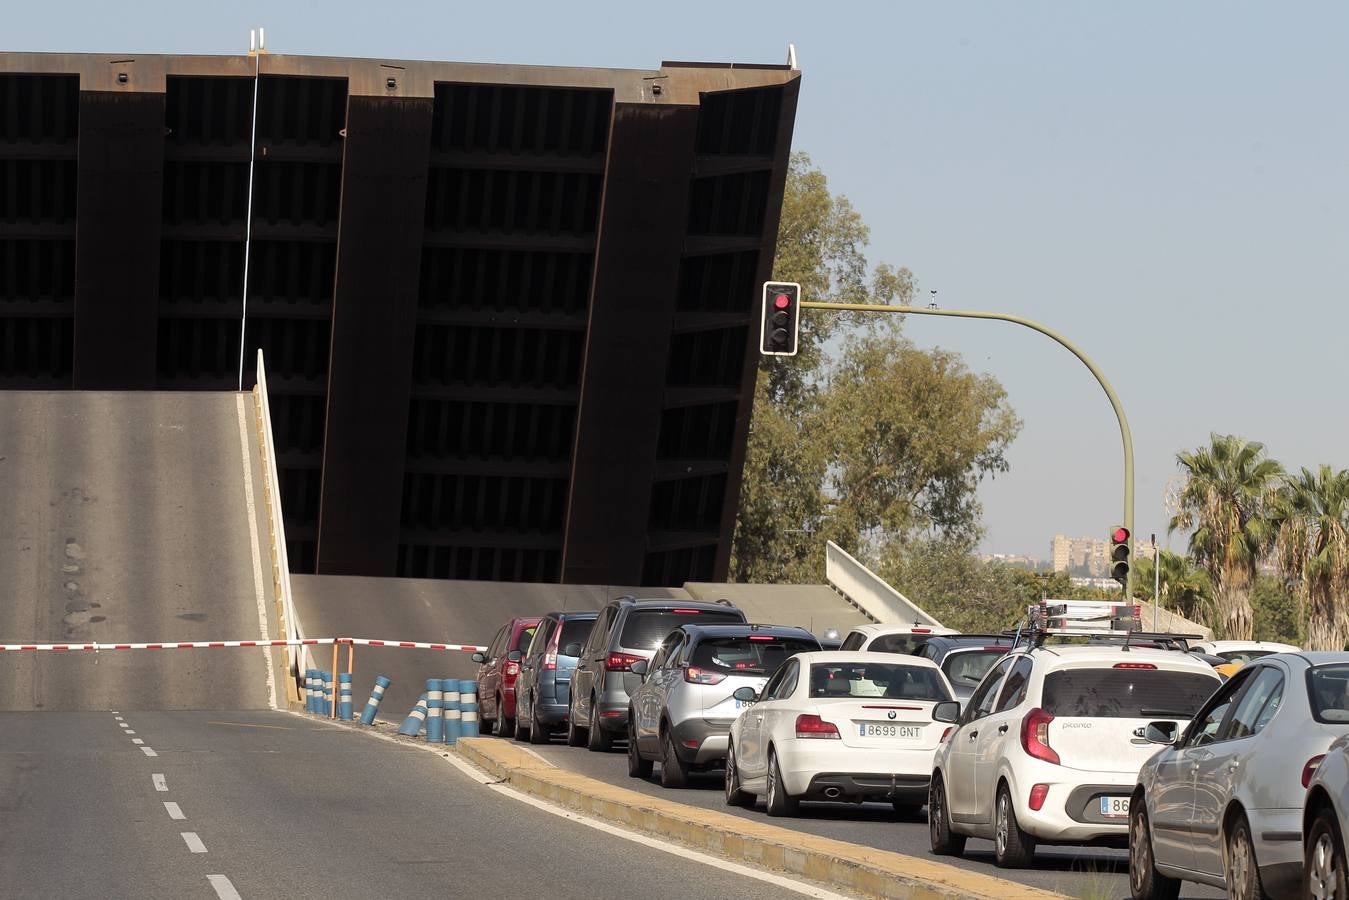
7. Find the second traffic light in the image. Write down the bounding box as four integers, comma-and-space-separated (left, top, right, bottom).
760, 281, 801, 356
1110, 525, 1131, 587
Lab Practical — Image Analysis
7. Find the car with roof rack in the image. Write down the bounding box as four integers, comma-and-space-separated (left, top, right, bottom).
909, 634, 1015, 705
626, 622, 820, 787
838, 622, 958, 656
1130, 652, 1349, 900
928, 600, 1224, 869
567, 597, 746, 752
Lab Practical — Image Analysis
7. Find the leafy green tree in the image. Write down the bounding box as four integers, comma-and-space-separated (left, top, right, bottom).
1170, 435, 1284, 640
1276, 464, 1349, 650
1251, 574, 1305, 646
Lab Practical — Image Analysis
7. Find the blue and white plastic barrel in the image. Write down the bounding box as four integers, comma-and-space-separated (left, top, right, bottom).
425, 679, 444, 743
322, 671, 334, 717
443, 681, 461, 744
458, 679, 478, 739
360, 675, 391, 726
305, 670, 318, 713
337, 673, 354, 721
397, 693, 428, 736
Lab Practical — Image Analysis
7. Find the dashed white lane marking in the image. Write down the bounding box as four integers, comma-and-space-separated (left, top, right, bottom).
181, 832, 207, 853
236, 394, 278, 711
153, 774, 168, 792
114, 716, 124, 722
125, 730, 136, 735
111, 711, 120, 714
141, 747, 158, 757
294, 712, 846, 900
207, 874, 242, 900
132, 739, 144, 745
164, 802, 185, 820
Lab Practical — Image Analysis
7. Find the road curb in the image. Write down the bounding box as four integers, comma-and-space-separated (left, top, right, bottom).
454, 737, 1067, 900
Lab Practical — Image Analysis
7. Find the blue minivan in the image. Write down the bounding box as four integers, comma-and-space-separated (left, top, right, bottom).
512, 610, 599, 744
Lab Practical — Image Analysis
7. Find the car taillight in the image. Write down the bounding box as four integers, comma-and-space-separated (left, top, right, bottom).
1021, 707, 1060, 765
1029, 783, 1049, 811
683, 666, 726, 685
1113, 662, 1157, 669
606, 652, 645, 672
748, 635, 775, 641
940, 726, 953, 743
795, 714, 840, 739
542, 652, 557, 671
505, 662, 519, 676
912, 628, 931, 634
1303, 754, 1327, 788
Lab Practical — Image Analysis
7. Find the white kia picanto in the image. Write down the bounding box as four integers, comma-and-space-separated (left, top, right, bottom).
928, 642, 1223, 868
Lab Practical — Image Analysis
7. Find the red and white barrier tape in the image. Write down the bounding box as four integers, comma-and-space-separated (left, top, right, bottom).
0, 637, 488, 653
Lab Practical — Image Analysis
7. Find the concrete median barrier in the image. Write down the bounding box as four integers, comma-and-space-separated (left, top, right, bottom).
453, 737, 1067, 900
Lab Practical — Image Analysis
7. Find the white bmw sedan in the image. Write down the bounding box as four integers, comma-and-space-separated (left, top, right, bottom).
723, 651, 957, 816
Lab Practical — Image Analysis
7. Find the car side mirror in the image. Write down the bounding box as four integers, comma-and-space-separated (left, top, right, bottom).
471, 652, 486, 664
630, 660, 648, 677
1145, 722, 1179, 745
932, 700, 961, 724
507, 650, 522, 663
562, 642, 582, 657
732, 686, 758, 703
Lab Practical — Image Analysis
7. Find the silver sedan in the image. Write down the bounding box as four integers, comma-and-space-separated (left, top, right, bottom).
1131, 653, 1349, 900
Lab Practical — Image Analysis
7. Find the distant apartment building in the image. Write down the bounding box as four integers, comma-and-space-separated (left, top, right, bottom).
1050, 534, 1109, 577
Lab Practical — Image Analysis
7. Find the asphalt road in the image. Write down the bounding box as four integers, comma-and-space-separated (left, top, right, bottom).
514, 732, 1226, 900
0, 392, 280, 711
0, 710, 800, 899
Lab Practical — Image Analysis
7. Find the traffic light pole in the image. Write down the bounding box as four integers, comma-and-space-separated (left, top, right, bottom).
799, 300, 1136, 598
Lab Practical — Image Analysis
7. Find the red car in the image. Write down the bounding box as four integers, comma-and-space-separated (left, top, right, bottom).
474, 616, 541, 736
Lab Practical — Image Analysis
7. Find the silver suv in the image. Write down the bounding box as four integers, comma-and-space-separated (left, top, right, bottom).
626, 623, 820, 787
567, 598, 746, 751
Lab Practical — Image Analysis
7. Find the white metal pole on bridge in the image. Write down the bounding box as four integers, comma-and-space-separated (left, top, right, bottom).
237, 27, 263, 391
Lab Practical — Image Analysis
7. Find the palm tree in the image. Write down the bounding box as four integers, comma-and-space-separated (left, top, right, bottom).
1170, 435, 1285, 640
1134, 549, 1212, 624
1276, 465, 1349, 650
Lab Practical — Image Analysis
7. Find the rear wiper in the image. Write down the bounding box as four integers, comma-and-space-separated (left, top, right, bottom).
1139, 709, 1192, 718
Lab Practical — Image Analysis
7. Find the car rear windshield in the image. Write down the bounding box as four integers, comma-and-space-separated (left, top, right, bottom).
619, 609, 744, 649
808, 663, 951, 701
511, 626, 537, 652
942, 649, 1008, 689
869, 634, 926, 655
1308, 664, 1349, 723
689, 637, 818, 675
1219, 649, 1273, 664
558, 618, 595, 654
1042, 668, 1220, 718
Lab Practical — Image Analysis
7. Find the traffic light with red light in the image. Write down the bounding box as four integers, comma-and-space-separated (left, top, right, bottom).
760, 281, 801, 356
1110, 526, 1131, 587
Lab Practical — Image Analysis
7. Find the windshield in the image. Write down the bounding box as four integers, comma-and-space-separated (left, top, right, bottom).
689, 637, 817, 675
511, 626, 537, 652
1219, 650, 1274, 664
619, 609, 744, 649
1042, 668, 1220, 718
808, 662, 951, 701
869, 633, 925, 655
558, 618, 595, 655
1308, 664, 1349, 723
942, 649, 1007, 689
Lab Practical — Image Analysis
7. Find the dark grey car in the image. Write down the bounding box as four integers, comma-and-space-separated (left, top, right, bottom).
910, 634, 1013, 705
567, 598, 746, 751
512, 611, 598, 744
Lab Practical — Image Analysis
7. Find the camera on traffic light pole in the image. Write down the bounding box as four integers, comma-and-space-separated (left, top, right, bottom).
1109, 526, 1131, 587
760, 281, 801, 356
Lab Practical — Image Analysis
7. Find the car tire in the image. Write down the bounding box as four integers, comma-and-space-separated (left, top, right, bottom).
586, 696, 613, 752
1306, 808, 1347, 900
1225, 813, 1266, 900
566, 696, 586, 747
627, 716, 653, 779
993, 783, 1036, 868
1129, 800, 1181, 900
928, 773, 966, 857
513, 708, 528, 742
659, 727, 689, 788
528, 704, 550, 745
724, 741, 754, 808
493, 696, 512, 738
765, 748, 799, 817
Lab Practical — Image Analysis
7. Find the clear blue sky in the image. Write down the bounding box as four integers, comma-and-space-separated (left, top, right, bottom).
11, 2, 1347, 559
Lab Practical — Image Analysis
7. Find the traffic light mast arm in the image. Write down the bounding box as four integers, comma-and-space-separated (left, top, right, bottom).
799, 300, 1135, 598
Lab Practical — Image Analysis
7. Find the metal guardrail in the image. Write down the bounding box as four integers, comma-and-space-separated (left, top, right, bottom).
824, 541, 944, 628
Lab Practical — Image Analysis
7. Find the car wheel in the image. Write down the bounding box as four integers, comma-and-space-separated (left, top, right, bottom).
764, 748, 799, 817
1129, 800, 1180, 900
1307, 809, 1347, 900
528, 701, 550, 745
1225, 814, 1266, 900
993, 784, 1036, 868
513, 706, 528, 742
566, 696, 586, 747
724, 741, 754, 808
659, 727, 689, 788
928, 773, 966, 856
627, 715, 653, 779
586, 696, 613, 752
493, 696, 512, 738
